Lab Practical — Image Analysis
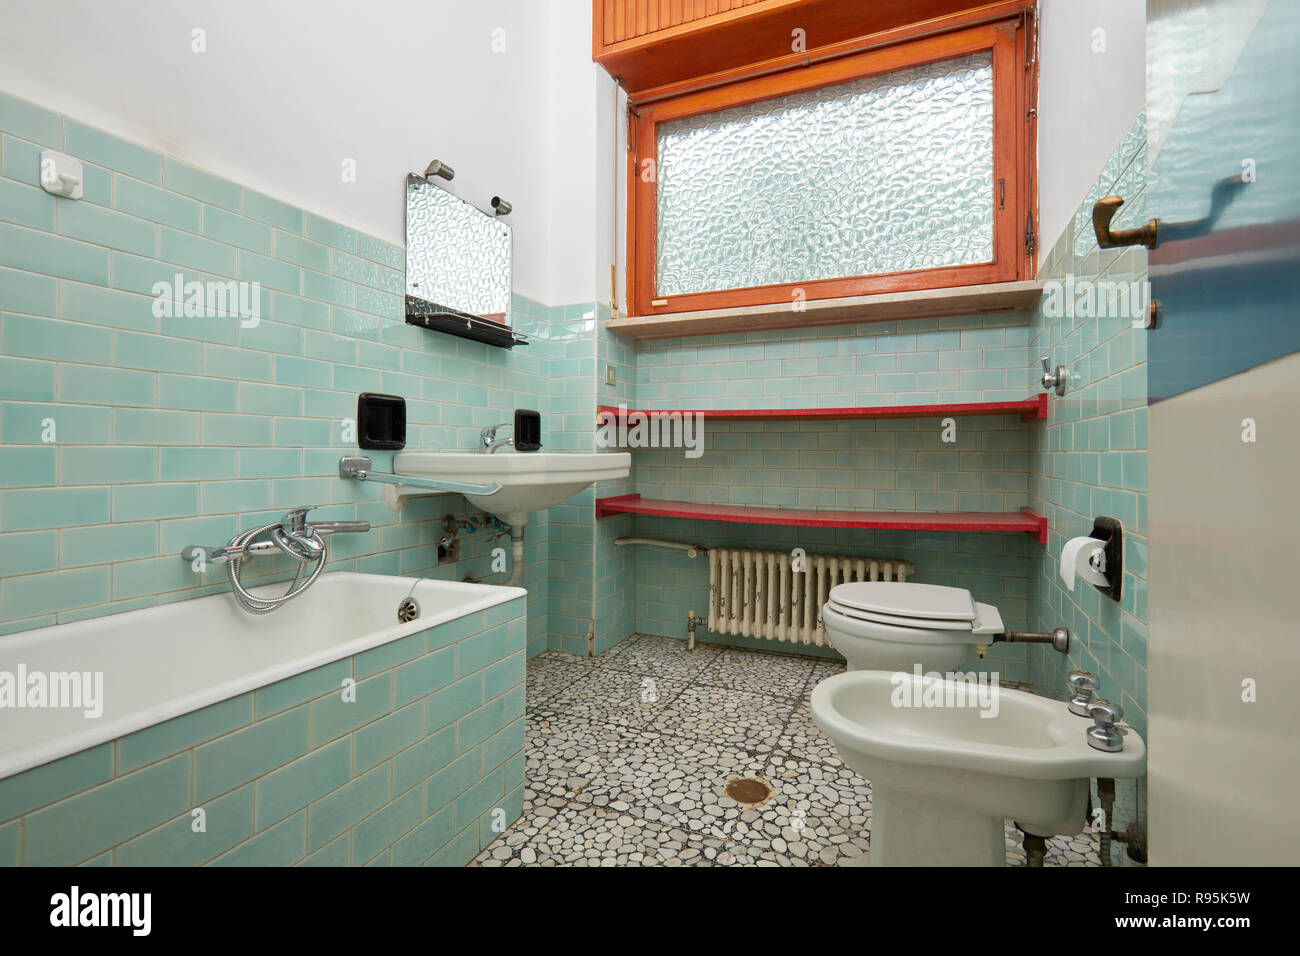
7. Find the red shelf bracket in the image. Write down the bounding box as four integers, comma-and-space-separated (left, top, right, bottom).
1020, 506, 1048, 543
1021, 392, 1049, 422
594, 493, 642, 518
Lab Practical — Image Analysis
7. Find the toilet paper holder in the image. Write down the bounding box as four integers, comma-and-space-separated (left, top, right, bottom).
1087, 516, 1123, 602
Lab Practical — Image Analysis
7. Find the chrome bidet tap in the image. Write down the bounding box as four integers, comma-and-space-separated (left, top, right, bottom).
1067, 670, 1099, 717
1086, 699, 1126, 752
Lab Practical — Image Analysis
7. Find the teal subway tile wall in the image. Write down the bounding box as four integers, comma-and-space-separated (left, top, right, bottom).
619, 313, 1036, 678
1024, 111, 1149, 864
0, 597, 526, 866
0, 90, 557, 656
1024, 111, 1149, 732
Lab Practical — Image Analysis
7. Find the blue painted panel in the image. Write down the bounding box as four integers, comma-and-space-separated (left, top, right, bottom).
1147, 0, 1300, 402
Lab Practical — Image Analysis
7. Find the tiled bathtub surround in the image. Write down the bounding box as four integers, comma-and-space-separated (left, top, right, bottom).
0, 596, 526, 866
0, 89, 556, 651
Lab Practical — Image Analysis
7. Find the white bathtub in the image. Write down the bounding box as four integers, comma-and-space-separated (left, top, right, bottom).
0, 572, 526, 781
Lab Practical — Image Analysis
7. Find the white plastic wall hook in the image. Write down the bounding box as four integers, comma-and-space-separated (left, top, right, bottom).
38, 150, 83, 199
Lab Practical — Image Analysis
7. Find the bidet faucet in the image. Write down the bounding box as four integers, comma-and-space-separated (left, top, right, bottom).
1086, 699, 1125, 752
1067, 670, 1099, 716
480, 422, 514, 454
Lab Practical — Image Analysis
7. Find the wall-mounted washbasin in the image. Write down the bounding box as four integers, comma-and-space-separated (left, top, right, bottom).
391, 452, 631, 526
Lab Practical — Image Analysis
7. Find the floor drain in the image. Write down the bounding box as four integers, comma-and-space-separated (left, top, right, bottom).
724, 776, 775, 808
397, 597, 420, 623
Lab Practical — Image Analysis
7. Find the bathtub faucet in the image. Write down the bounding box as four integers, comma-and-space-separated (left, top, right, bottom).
181, 506, 370, 614
184, 507, 369, 566
278, 507, 370, 560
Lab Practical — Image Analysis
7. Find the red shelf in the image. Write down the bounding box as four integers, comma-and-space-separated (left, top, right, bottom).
596, 495, 1048, 542
596, 394, 1046, 424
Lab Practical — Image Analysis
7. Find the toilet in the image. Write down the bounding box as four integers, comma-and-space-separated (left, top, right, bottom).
822, 581, 1004, 672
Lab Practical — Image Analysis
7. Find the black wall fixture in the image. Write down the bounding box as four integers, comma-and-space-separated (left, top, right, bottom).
405, 297, 529, 350
1089, 516, 1124, 602
356, 393, 406, 450
514, 409, 542, 451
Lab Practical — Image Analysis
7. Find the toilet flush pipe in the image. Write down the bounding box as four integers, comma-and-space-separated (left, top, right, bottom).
995, 627, 1071, 653
977, 627, 1069, 660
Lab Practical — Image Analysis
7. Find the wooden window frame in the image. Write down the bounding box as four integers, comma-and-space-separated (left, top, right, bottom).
626, 16, 1037, 317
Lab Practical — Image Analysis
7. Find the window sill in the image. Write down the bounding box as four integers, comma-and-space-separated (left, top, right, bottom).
606, 279, 1043, 340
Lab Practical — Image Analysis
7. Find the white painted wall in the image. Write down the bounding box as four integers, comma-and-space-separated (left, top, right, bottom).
0, 0, 602, 306
542, 1, 605, 306
1036, 0, 1147, 266
0, 0, 1149, 300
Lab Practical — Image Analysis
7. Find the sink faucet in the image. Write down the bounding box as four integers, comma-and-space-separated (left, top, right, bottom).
480, 422, 514, 454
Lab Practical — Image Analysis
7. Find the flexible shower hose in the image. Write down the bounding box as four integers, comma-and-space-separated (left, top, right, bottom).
226, 521, 328, 614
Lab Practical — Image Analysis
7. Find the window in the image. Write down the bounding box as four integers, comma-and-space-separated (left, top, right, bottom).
626, 19, 1036, 316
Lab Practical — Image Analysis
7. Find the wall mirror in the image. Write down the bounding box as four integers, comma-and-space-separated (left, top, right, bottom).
404, 173, 524, 348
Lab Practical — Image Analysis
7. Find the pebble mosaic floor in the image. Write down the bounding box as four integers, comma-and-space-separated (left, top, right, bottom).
472, 634, 1103, 867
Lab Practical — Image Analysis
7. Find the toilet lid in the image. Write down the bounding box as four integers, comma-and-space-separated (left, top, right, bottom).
827, 582, 978, 622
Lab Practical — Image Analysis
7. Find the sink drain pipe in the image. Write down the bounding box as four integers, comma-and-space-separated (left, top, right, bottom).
504, 526, 524, 587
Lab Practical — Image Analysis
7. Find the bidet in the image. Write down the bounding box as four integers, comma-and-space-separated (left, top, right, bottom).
811, 669, 1146, 866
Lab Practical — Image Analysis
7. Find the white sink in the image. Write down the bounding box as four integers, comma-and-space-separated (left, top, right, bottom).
811, 669, 1146, 866
391, 451, 631, 526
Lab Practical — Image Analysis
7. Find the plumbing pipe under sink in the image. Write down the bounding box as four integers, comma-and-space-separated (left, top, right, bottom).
503, 526, 524, 587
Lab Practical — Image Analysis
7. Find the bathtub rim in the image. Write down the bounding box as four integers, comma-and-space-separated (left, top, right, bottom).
0, 572, 527, 782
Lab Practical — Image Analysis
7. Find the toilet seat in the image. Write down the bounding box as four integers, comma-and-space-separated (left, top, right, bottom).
828, 582, 978, 621
825, 603, 975, 631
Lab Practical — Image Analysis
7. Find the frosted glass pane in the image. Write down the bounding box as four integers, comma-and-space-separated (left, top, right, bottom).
655, 52, 994, 296
406, 176, 511, 320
